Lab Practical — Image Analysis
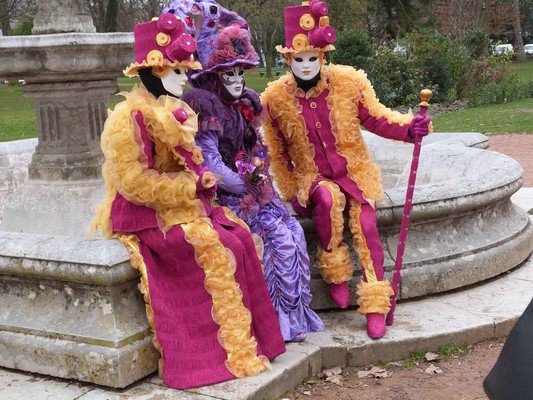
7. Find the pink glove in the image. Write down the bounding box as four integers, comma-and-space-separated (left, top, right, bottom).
290, 197, 312, 218
408, 114, 431, 139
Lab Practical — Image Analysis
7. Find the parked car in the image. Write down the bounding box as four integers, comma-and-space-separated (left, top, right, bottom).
525, 44, 533, 56
493, 44, 514, 56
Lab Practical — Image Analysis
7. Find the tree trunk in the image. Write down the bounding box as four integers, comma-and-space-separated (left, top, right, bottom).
512, 0, 525, 61
0, 0, 11, 35
105, 0, 118, 32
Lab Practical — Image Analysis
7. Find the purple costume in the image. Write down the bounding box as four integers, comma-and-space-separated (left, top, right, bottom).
183, 79, 324, 341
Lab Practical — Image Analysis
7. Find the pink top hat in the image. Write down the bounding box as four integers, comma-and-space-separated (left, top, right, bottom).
276, 0, 336, 54
124, 13, 202, 77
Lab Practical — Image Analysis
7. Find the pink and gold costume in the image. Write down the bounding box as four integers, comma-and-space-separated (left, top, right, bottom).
93, 14, 285, 390
261, 63, 415, 319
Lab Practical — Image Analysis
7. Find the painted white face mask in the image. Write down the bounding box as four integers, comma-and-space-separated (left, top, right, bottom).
290, 51, 321, 81
218, 67, 245, 98
161, 66, 188, 98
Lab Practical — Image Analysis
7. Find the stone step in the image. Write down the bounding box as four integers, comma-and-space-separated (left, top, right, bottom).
1, 231, 531, 400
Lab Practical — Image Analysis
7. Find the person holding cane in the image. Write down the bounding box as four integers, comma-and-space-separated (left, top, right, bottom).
261, 0, 431, 339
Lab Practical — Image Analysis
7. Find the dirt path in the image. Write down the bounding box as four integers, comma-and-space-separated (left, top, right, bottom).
283, 340, 504, 400
283, 134, 532, 400
489, 134, 533, 187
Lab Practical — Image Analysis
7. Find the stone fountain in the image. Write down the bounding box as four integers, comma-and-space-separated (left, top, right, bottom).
0, 0, 532, 388
307, 132, 533, 308
0, 0, 159, 388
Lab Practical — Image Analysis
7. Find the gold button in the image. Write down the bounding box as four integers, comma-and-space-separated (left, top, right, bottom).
310, 102, 317, 109
316, 122, 322, 129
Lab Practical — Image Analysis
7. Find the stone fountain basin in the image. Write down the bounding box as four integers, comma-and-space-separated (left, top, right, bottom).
307, 132, 533, 309
0, 33, 133, 82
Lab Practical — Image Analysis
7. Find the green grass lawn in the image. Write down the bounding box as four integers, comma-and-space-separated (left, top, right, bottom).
512, 57, 533, 82
1, 65, 531, 142
0, 84, 37, 142
433, 98, 533, 134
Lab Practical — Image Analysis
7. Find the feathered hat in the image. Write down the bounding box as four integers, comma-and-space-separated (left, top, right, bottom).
186, 1, 258, 80
124, 13, 202, 77
276, 0, 336, 54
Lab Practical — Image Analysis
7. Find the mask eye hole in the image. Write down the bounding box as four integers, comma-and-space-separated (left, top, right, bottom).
174, 69, 182, 75
238, 70, 244, 76
226, 71, 235, 77
294, 57, 303, 62
309, 57, 318, 62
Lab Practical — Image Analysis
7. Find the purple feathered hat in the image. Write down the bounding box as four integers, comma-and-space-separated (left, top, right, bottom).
189, 3, 259, 80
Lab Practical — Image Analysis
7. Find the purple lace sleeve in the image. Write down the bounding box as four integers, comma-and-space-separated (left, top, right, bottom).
196, 130, 247, 194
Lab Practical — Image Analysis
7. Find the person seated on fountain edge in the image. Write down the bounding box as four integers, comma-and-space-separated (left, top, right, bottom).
92, 13, 285, 390
182, 2, 325, 344
260, 1, 432, 339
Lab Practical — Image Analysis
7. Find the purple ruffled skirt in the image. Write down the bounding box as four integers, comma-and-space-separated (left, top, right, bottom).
221, 194, 324, 341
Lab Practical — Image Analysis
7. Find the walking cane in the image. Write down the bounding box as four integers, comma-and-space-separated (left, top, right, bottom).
386, 89, 432, 326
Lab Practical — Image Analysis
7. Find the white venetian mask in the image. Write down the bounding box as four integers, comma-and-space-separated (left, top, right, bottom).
161, 66, 189, 98
218, 66, 245, 98
290, 51, 321, 81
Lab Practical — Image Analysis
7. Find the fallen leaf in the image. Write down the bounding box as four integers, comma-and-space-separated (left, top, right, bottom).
425, 352, 439, 362
357, 366, 390, 379
425, 364, 443, 374
325, 375, 343, 385
322, 366, 342, 378
389, 362, 403, 367
303, 391, 312, 396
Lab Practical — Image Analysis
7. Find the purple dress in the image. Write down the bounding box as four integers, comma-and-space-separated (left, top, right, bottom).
183, 85, 324, 341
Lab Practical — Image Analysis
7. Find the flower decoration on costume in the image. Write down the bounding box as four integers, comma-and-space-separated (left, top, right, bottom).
187, 2, 258, 80
275, 0, 336, 54
192, 146, 205, 165
161, 0, 196, 35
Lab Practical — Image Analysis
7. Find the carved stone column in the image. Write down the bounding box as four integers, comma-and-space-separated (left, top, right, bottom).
24, 80, 114, 181
0, 33, 133, 236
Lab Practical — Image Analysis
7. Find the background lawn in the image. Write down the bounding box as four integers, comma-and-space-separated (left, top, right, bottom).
1, 62, 531, 142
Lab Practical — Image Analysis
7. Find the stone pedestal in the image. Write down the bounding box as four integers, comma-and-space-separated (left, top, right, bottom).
32, 0, 96, 34
0, 232, 159, 387
0, 31, 153, 388
0, 33, 133, 236
24, 80, 115, 181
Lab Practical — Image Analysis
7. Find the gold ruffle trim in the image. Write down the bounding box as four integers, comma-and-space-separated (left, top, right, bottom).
182, 218, 271, 378
261, 75, 320, 206
356, 279, 394, 315
275, 44, 335, 54
348, 199, 378, 283
317, 242, 353, 284
91, 86, 206, 236
124, 59, 203, 77
262, 64, 411, 206
260, 117, 297, 201
222, 208, 265, 263
316, 181, 345, 251
117, 234, 164, 373
326, 65, 386, 203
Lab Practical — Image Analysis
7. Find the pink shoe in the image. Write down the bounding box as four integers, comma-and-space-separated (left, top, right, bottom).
366, 313, 386, 339
329, 282, 350, 308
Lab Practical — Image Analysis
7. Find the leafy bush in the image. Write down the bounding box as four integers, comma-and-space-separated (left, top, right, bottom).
331, 28, 374, 71
405, 28, 470, 103
454, 54, 528, 107
365, 48, 425, 107
332, 26, 530, 107
463, 28, 490, 59
11, 17, 33, 36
